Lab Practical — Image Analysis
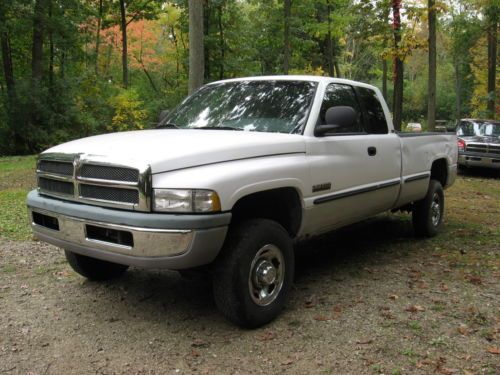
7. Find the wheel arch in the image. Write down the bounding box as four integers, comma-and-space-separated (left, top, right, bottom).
430, 158, 448, 187
230, 187, 303, 238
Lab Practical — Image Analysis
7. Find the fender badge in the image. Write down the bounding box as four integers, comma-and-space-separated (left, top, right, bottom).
312, 183, 331, 193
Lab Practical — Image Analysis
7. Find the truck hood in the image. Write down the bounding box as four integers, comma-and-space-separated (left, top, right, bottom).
459, 135, 500, 145
43, 129, 306, 173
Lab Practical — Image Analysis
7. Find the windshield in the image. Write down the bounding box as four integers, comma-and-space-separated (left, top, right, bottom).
162, 80, 317, 134
479, 123, 500, 137
457, 121, 481, 136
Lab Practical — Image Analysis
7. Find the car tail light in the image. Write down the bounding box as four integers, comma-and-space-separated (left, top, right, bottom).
457, 139, 466, 152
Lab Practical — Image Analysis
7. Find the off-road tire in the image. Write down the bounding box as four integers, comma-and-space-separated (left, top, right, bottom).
65, 250, 129, 281
412, 179, 445, 237
212, 219, 294, 328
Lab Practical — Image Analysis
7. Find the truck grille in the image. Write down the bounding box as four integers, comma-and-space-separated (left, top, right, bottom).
466, 143, 500, 155
80, 164, 139, 182
80, 184, 139, 204
38, 160, 74, 176
38, 177, 74, 196
36, 154, 150, 211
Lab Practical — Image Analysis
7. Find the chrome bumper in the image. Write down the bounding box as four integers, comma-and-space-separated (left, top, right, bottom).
458, 154, 500, 169
27, 191, 230, 269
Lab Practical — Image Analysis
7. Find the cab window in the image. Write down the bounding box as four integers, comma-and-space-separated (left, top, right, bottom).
356, 87, 388, 134
317, 84, 363, 134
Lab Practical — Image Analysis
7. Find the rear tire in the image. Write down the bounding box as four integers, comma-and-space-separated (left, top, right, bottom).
65, 250, 129, 281
212, 219, 294, 328
412, 180, 444, 237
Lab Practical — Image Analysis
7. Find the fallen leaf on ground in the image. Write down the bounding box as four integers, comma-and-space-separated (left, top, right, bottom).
405, 305, 425, 313
281, 358, 294, 366
464, 275, 483, 285
438, 367, 458, 374
486, 347, 500, 354
356, 339, 373, 344
313, 315, 331, 321
457, 324, 468, 335
257, 331, 276, 341
191, 339, 209, 348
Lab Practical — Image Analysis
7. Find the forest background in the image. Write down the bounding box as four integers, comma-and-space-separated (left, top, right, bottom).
0, 0, 498, 155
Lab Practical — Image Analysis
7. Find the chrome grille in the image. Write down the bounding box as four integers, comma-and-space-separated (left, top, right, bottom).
80, 164, 139, 182
465, 143, 500, 155
36, 153, 150, 211
79, 184, 139, 204
38, 160, 74, 176
39, 177, 74, 196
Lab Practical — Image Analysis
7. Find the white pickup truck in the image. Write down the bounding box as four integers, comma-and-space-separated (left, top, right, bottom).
27, 76, 457, 327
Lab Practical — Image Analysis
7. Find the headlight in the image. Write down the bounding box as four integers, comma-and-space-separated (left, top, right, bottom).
153, 189, 221, 213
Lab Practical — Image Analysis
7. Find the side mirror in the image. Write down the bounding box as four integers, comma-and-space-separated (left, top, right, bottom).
315, 106, 357, 136
158, 110, 169, 124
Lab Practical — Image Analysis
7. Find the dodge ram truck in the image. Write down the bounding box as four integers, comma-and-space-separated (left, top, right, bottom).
27, 76, 457, 327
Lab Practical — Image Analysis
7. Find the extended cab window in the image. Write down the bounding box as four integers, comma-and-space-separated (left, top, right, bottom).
356, 87, 388, 134
317, 84, 363, 134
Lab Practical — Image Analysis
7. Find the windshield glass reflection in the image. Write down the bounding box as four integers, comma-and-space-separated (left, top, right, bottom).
163, 80, 317, 134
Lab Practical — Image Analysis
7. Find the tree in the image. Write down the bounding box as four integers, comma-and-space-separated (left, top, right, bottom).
283, 0, 291, 74
427, 0, 436, 130
188, 0, 204, 94
119, 0, 128, 88
485, 3, 498, 118
392, 0, 403, 131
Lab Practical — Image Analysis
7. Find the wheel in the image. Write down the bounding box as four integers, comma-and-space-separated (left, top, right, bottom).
412, 179, 444, 237
212, 219, 294, 328
64, 250, 129, 281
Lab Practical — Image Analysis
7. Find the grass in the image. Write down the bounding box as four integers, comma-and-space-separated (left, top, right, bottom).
0, 155, 36, 240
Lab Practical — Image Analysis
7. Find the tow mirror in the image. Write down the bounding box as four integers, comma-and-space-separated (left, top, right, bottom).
315, 106, 357, 136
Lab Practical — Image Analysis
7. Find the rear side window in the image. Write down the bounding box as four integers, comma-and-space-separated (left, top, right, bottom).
317, 83, 363, 134
356, 87, 388, 134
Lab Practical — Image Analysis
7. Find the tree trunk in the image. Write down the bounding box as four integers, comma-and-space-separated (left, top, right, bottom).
203, 2, 210, 81
0, 8, 15, 103
382, 59, 388, 99
119, 0, 128, 88
32, 0, 46, 86
325, 1, 334, 77
392, 0, 403, 131
427, 0, 436, 131
486, 6, 498, 119
454, 60, 461, 119
48, 0, 54, 87
382, 5, 390, 100
95, 0, 103, 76
218, 4, 224, 80
283, 0, 291, 74
334, 60, 341, 78
188, 0, 204, 94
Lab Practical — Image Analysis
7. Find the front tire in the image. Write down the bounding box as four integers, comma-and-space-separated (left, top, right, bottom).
212, 219, 294, 328
65, 250, 129, 281
412, 179, 444, 237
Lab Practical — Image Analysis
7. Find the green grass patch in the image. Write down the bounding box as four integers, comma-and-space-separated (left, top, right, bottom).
0, 155, 36, 241
0, 155, 36, 173
0, 190, 33, 240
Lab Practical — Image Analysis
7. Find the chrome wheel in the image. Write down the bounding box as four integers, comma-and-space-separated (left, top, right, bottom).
430, 192, 441, 227
248, 244, 285, 306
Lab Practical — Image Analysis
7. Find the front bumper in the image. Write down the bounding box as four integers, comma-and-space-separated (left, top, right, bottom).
27, 190, 230, 269
458, 153, 500, 169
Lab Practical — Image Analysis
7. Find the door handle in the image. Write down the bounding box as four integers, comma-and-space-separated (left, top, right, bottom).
368, 146, 377, 156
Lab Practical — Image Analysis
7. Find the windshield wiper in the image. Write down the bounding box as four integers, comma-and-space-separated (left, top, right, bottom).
193, 126, 243, 131
156, 123, 179, 129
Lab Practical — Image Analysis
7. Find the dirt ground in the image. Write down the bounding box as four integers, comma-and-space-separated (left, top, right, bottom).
1, 170, 498, 375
